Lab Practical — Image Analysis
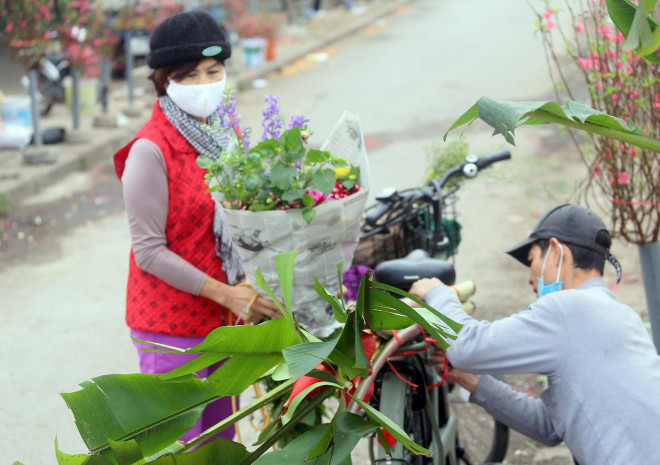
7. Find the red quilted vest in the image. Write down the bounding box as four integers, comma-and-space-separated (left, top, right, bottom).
114, 101, 235, 336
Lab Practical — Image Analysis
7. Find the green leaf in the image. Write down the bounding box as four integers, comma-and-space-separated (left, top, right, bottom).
283, 336, 341, 379
328, 308, 367, 380
302, 192, 315, 207
330, 413, 379, 465
306, 417, 335, 460
275, 251, 299, 330
60, 374, 213, 457
309, 168, 336, 194
253, 425, 328, 465
352, 276, 370, 374
347, 395, 433, 457
196, 156, 214, 169
281, 382, 340, 425
150, 319, 301, 395
315, 278, 347, 323
271, 362, 292, 381
108, 438, 144, 465
306, 149, 330, 163
150, 436, 250, 464
281, 188, 304, 202
56, 438, 115, 465
302, 207, 316, 224
445, 97, 660, 153
270, 163, 298, 191
250, 139, 280, 159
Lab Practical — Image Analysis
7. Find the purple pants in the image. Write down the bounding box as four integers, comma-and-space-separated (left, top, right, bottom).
130, 329, 237, 443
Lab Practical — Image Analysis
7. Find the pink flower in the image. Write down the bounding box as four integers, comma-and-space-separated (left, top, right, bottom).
617, 172, 628, 184
543, 6, 554, 19
546, 20, 556, 31
596, 82, 603, 90
575, 22, 584, 34
612, 93, 619, 102
627, 147, 637, 157
605, 50, 615, 58
578, 57, 593, 69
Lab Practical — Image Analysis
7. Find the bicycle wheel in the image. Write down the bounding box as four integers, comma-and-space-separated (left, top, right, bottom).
448, 383, 509, 464
370, 363, 433, 464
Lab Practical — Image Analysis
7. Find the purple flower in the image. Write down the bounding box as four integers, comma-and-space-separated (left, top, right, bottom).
288, 115, 310, 130
261, 94, 283, 141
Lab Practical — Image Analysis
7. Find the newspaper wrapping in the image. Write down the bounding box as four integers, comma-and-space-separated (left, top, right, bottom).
217, 111, 371, 337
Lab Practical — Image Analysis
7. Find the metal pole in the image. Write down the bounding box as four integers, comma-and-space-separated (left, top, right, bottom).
124, 30, 135, 106
27, 70, 43, 147
639, 242, 660, 354
71, 68, 81, 129
101, 58, 111, 114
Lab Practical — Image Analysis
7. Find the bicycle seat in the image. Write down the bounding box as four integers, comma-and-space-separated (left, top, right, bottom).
374, 249, 456, 291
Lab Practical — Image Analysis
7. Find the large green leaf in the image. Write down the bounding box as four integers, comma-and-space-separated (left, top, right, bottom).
281, 382, 340, 425
365, 283, 461, 350
347, 395, 433, 457
149, 436, 249, 464
283, 336, 341, 379
444, 97, 660, 153
153, 318, 301, 395
60, 374, 217, 457
607, 0, 660, 60
252, 424, 328, 465
330, 413, 379, 465
56, 438, 114, 465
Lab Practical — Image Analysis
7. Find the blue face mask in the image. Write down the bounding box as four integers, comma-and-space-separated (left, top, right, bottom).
537, 243, 564, 298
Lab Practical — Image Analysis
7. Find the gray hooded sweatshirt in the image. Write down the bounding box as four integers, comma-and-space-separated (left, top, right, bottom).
425, 277, 660, 465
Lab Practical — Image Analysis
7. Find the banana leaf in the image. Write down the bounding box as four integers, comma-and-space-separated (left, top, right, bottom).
60, 373, 221, 458
607, 0, 660, 61
444, 97, 660, 153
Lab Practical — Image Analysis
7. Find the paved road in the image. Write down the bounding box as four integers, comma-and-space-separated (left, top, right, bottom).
2, 1, 646, 464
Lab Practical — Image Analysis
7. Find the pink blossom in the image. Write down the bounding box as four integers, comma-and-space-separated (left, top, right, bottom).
625, 68, 634, 76
608, 177, 615, 186
615, 61, 623, 70
617, 172, 629, 184
627, 147, 637, 157
544, 11, 553, 19
575, 22, 585, 34
578, 57, 593, 69
605, 50, 615, 58
597, 82, 603, 90
612, 93, 619, 102
546, 20, 556, 31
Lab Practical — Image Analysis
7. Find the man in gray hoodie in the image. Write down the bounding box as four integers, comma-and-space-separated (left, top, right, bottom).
410, 204, 660, 465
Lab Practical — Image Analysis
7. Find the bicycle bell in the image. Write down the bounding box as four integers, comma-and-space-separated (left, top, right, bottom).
463, 154, 479, 178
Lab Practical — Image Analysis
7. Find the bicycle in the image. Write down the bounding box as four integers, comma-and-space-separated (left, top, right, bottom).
346, 150, 512, 465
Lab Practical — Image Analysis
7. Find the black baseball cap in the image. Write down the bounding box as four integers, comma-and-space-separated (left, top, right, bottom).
506, 204, 622, 282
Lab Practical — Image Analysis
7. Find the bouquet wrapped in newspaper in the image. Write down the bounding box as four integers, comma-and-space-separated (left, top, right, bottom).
197, 89, 370, 337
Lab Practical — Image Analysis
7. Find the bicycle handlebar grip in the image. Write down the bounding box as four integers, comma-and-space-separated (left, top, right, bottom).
475, 150, 511, 170
365, 201, 392, 227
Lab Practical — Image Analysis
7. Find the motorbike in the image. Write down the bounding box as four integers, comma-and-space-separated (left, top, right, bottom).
20, 31, 72, 117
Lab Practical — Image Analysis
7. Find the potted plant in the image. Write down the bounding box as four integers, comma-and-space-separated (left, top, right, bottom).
197, 87, 369, 337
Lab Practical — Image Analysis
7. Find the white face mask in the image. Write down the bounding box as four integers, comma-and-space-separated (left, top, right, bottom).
166, 73, 227, 118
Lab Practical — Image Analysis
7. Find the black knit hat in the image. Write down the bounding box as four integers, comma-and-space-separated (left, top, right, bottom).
506, 204, 622, 282
147, 10, 231, 69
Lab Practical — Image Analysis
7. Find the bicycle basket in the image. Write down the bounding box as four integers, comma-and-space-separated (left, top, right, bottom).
354, 191, 461, 268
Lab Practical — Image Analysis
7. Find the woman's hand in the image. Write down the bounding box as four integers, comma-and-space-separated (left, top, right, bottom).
200, 277, 282, 325
229, 284, 282, 325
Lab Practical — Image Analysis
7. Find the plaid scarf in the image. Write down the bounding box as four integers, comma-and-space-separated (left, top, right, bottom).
159, 95, 245, 285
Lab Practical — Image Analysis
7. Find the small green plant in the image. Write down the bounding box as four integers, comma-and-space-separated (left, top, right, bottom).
425, 139, 470, 188
0, 194, 12, 217
197, 87, 362, 224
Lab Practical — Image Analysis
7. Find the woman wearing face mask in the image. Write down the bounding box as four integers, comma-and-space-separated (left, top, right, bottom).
113, 10, 281, 442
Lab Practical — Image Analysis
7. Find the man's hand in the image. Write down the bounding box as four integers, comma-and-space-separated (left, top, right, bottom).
409, 277, 445, 301
430, 346, 481, 393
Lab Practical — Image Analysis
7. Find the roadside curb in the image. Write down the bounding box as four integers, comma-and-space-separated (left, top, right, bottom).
0, 0, 413, 211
